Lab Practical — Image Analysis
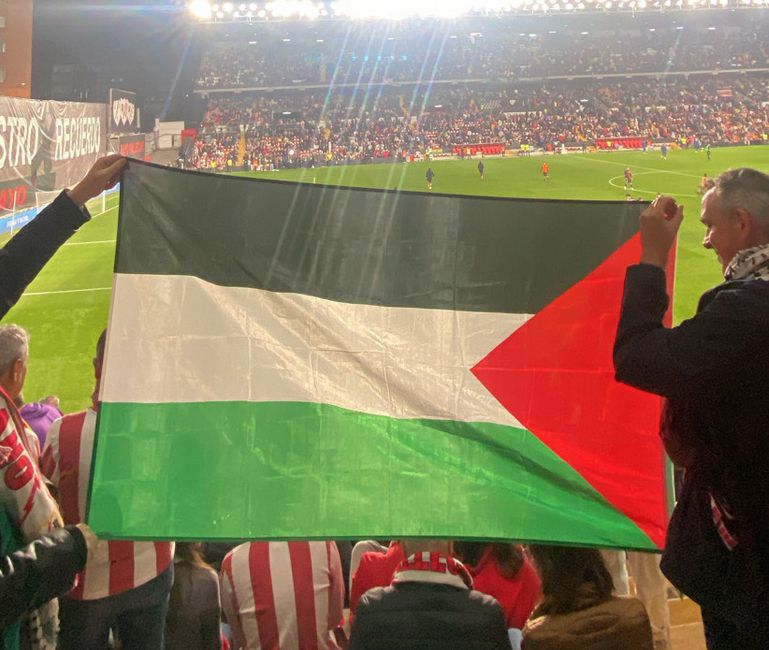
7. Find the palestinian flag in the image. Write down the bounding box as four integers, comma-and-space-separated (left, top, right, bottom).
90, 161, 674, 550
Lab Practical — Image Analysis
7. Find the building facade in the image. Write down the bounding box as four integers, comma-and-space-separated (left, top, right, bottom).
0, 0, 33, 99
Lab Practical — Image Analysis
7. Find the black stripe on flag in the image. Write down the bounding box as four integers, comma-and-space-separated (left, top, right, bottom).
116, 160, 643, 314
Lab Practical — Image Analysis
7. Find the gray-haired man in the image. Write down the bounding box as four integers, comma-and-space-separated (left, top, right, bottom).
614, 168, 769, 648
0, 324, 65, 646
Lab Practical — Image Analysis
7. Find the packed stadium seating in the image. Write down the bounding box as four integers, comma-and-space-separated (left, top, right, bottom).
195, 21, 769, 89
189, 9, 769, 171
191, 75, 769, 170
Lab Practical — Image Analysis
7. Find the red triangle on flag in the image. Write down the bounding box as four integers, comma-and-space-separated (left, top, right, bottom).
472, 234, 675, 549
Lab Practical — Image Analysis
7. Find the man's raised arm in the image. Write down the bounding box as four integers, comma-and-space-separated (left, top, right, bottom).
0, 155, 126, 318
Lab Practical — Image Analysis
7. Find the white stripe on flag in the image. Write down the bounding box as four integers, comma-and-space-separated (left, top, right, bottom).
102, 274, 529, 428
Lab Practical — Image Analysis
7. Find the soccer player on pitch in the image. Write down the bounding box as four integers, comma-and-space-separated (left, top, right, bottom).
624, 167, 634, 189
541, 161, 549, 182
478, 160, 485, 180
426, 167, 435, 190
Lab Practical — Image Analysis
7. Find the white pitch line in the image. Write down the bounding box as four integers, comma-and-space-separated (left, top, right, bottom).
573, 154, 703, 179
87, 205, 119, 219
64, 239, 116, 246
22, 287, 111, 297
608, 172, 698, 198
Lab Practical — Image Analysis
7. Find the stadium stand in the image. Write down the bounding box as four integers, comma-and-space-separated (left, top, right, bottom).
195, 22, 769, 89
191, 76, 769, 171
188, 11, 769, 171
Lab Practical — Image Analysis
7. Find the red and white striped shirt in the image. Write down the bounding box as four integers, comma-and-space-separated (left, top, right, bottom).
220, 542, 344, 650
41, 409, 174, 601
0, 393, 60, 542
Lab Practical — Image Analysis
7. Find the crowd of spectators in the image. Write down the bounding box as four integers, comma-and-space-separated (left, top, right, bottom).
195, 22, 769, 89
6, 98, 769, 649
192, 75, 769, 170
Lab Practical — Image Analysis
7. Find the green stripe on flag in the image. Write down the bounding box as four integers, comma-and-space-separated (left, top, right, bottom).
89, 400, 655, 550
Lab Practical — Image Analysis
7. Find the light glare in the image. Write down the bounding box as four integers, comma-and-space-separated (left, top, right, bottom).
197, 0, 766, 20
188, 0, 213, 19
330, 0, 470, 18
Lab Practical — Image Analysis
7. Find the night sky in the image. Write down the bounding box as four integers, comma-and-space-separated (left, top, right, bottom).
33, 1, 196, 122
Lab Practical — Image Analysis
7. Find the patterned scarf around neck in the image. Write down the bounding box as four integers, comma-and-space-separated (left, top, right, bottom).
724, 244, 769, 281
392, 552, 474, 590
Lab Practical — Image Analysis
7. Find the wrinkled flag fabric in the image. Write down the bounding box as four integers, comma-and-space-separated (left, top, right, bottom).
89, 161, 673, 549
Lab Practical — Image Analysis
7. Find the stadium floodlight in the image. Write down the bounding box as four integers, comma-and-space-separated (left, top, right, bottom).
188, 0, 213, 19
222, 1, 234, 12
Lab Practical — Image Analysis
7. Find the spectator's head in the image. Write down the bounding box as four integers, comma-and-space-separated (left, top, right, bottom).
0, 324, 29, 400
453, 542, 524, 579
704, 167, 769, 270
175, 542, 211, 568
528, 545, 613, 615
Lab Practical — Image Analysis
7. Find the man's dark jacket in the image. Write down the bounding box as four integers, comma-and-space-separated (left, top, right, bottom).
349, 581, 512, 650
0, 191, 89, 647
0, 527, 87, 630
614, 263, 769, 614
0, 191, 89, 318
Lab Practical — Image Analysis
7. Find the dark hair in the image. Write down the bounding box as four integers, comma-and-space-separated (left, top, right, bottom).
453, 542, 523, 579
175, 542, 211, 569
528, 545, 614, 615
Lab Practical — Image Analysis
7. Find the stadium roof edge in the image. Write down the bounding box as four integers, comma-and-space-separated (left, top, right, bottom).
192, 66, 769, 95
191, 3, 769, 23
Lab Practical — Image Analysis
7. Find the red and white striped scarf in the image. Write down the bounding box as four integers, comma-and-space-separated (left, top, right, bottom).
392, 552, 474, 590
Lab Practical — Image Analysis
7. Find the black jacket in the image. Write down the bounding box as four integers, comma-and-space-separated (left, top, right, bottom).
0, 526, 87, 630
0, 191, 89, 318
614, 263, 769, 593
349, 582, 512, 650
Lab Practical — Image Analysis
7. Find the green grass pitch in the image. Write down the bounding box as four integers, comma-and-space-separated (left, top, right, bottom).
5, 145, 768, 413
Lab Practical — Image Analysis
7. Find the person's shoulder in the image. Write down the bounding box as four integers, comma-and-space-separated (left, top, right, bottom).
358, 547, 395, 570
523, 596, 652, 649
467, 587, 506, 613
701, 278, 769, 314
196, 563, 220, 587
221, 541, 250, 569
55, 409, 92, 438
355, 584, 392, 612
